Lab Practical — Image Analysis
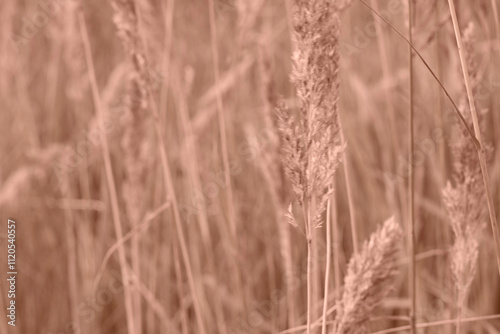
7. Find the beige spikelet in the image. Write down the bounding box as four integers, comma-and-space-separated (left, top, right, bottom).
333, 217, 402, 334
276, 0, 344, 229
442, 23, 488, 327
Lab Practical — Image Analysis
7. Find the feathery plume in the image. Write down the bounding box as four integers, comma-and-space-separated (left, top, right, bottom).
442, 22, 488, 332
275, 1, 345, 332
333, 217, 402, 334
276, 0, 343, 231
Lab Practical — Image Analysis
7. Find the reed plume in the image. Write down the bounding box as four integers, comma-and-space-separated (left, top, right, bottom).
332, 217, 402, 334
442, 23, 487, 334
276, 0, 344, 332
277, 0, 343, 232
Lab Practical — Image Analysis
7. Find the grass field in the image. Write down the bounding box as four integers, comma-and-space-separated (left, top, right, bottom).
1, 0, 500, 333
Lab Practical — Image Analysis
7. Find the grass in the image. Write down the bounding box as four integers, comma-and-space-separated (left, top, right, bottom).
1, 0, 500, 333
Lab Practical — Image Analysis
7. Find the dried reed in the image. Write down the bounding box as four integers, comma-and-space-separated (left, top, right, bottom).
447, 0, 500, 279
277, 0, 343, 332
442, 22, 487, 334
332, 217, 402, 334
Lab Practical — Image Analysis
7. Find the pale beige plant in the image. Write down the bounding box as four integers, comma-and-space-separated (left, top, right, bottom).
110, 2, 208, 333
332, 217, 402, 334
78, 12, 137, 334
442, 22, 487, 334
276, 0, 344, 332
256, 45, 298, 327
446, 0, 500, 281
277, 0, 343, 232
110, 2, 154, 332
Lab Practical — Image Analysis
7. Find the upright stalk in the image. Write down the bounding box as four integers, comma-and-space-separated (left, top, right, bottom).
306, 206, 313, 334
206, 0, 245, 311
206, 0, 238, 240
408, 1, 417, 334
369, 0, 408, 225
338, 114, 358, 253
78, 13, 136, 334
321, 198, 332, 334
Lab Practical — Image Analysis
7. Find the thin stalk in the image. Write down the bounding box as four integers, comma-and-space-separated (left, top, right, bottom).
338, 114, 358, 253
332, 188, 341, 292
174, 76, 228, 332
307, 236, 313, 334
206, 0, 238, 240
149, 96, 208, 334
491, 0, 500, 53
447, 0, 500, 277
408, 2, 416, 334
432, 21, 452, 334
434, 2, 448, 185
491, 0, 500, 170
147, 4, 174, 331
128, 5, 208, 332
173, 241, 189, 334
78, 12, 136, 334
207, 0, 246, 315
312, 200, 319, 325
369, 0, 408, 225
303, 199, 313, 334
321, 198, 332, 334
61, 184, 81, 334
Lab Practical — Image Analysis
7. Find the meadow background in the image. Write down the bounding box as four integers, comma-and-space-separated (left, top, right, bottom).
1, 0, 500, 333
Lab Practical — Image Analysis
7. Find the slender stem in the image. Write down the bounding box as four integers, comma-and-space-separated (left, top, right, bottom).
332, 187, 341, 292
150, 97, 208, 334
78, 12, 136, 334
207, 0, 246, 311
321, 198, 332, 334
490, 0, 500, 166
60, 184, 81, 333
408, 2, 417, 334
447, 0, 500, 277
338, 114, 358, 253
207, 0, 238, 240
307, 237, 312, 334
491, 0, 500, 53
369, 0, 408, 225
173, 241, 190, 334
304, 196, 313, 334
